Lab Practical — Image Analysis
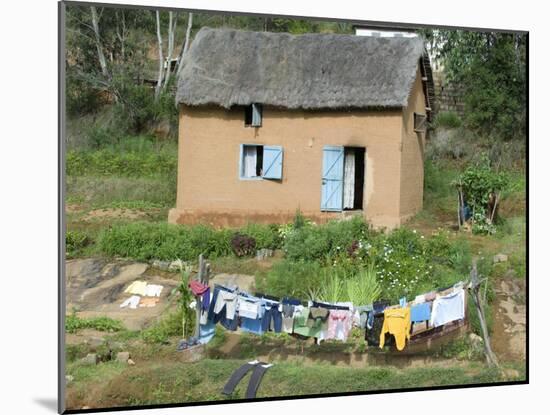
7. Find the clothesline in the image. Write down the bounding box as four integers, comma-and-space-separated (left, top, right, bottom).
188, 279, 469, 352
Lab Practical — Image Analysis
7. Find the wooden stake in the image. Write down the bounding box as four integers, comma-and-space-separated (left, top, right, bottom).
469, 260, 499, 367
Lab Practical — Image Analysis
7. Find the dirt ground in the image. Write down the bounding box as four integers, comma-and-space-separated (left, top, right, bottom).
65, 258, 258, 333
66, 258, 180, 331
491, 277, 526, 361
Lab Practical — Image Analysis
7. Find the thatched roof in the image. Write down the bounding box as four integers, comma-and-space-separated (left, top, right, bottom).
176, 27, 427, 110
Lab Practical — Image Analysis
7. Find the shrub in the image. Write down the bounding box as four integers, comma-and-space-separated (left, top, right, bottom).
231, 233, 256, 257
97, 222, 233, 261
346, 263, 382, 306
141, 311, 184, 344
433, 111, 463, 129
65, 314, 125, 334
66, 230, 92, 256
454, 155, 509, 233
241, 223, 282, 250
284, 216, 373, 261
258, 260, 325, 299
66, 147, 177, 178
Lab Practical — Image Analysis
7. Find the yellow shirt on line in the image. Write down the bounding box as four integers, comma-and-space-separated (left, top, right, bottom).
379, 307, 411, 351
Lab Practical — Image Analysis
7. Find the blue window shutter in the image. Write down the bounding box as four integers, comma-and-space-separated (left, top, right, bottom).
321, 146, 344, 211
252, 104, 262, 127
262, 145, 283, 180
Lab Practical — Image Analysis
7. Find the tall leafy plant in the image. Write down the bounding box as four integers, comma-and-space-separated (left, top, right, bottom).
346, 263, 382, 306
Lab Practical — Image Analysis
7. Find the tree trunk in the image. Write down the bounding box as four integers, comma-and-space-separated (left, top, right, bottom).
90, 6, 109, 79
175, 13, 193, 78
163, 11, 178, 89
154, 10, 164, 100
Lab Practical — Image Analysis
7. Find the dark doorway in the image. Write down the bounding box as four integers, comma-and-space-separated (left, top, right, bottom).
343, 147, 365, 210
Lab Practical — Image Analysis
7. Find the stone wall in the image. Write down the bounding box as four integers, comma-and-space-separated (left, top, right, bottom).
433, 69, 465, 116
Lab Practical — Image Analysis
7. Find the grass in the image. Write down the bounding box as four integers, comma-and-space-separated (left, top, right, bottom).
65, 358, 525, 409
66, 314, 125, 334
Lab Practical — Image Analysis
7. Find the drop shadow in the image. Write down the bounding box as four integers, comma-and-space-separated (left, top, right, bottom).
34, 398, 58, 413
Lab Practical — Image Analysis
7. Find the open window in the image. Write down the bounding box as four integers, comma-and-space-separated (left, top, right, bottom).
244, 103, 262, 127
320, 146, 365, 212
240, 144, 283, 180
414, 112, 427, 133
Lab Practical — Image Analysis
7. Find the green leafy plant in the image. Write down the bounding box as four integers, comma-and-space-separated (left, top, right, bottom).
346, 263, 382, 306
454, 155, 509, 233
65, 314, 124, 333
66, 230, 92, 256
175, 266, 196, 339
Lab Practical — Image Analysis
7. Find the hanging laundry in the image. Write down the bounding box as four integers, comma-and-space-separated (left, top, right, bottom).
379, 307, 411, 351
237, 295, 261, 319
213, 290, 238, 319
261, 301, 283, 333
124, 281, 148, 296
399, 297, 407, 307
201, 287, 211, 311
424, 291, 437, 302
326, 309, 353, 341
189, 280, 209, 296
139, 297, 160, 308
413, 293, 426, 304
292, 307, 314, 337
238, 296, 265, 335
410, 302, 431, 323
429, 289, 465, 327
208, 285, 239, 331
354, 305, 373, 329
145, 284, 163, 297
198, 320, 216, 344
281, 303, 296, 333
120, 295, 141, 309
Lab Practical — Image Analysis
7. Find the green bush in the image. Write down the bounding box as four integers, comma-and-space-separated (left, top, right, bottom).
66, 230, 92, 256
97, 222, 233, 261
67, 148, 177, 178
283, 216, 372, 261
241, 223, 282, 250
433, 111, 463, 129
258, 260, 325, 299
142, 311, 185, 344
66, 314, 125, 334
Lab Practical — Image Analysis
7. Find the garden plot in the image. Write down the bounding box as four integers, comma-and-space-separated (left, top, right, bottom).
65, 258, 179, 331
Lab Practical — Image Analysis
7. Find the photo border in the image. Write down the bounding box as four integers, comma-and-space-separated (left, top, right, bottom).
58, 1, 529, 413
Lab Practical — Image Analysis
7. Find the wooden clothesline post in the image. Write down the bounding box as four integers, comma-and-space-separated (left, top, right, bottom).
194, 254, 211, 339
469, 260, 499, 368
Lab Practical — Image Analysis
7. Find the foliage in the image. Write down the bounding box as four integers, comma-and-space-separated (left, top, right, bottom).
283, 216, 373, 262
97, 222, 282, 261
230, 233, 256, 257
67, 147, 177, 177
141, 311, 184, 344
258, 260, 325, 299
454, 155, 509, 234
66, 230, 92, 256
174, 267, 196, 338
429, 30, 526, 141
345, 263, 382, 306
240, 223, 282, 250
98, 222, 233, 261
319, 270, 347, 303
432, 111, 462, 129
66, 314, 125, 333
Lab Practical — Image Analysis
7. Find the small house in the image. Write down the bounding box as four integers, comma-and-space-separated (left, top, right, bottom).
169, 28, 434, 229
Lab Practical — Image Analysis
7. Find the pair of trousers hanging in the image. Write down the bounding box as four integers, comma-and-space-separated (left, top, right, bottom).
222, 360, 272, 399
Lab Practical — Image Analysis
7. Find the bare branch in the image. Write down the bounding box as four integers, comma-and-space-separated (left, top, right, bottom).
175, 12, 193, 78
154, 10, 164, 100
90, 6, 109, 79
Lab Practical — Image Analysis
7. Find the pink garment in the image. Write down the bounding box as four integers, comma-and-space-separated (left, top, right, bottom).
326, 310, 353, 341
188, 280, 209, 296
